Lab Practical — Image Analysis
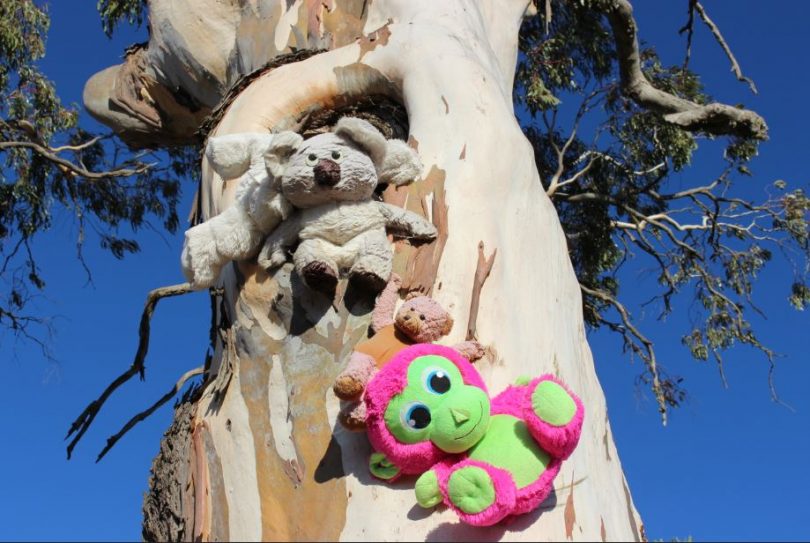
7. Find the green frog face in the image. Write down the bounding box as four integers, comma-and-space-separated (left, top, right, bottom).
383, 354, 490, 453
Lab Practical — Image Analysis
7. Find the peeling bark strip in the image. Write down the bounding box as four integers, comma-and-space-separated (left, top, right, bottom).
564, 472, 576, 540
190, 421, 211, 541
623, 480, 642, 542
466, 241, 497, 341
600, 516, 607, 542
386, 165, 449, 294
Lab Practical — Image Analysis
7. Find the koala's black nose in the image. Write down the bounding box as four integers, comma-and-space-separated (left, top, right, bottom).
314, 159, 341, 187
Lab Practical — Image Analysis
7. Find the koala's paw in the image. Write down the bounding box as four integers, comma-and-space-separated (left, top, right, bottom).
181, 226, 220, 289
349, 270, 388, 297
301, 261, 338, 294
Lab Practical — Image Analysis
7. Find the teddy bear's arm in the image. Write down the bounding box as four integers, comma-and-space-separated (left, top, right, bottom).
257, 214, 302, 270
370, 273, 402, 332
377, 203, 438, 241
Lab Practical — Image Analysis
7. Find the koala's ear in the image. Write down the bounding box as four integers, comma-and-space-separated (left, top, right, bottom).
441, 315, 454, 336
334, 117, 388, 167
205, 133, 275, 180
377, 139, 423, 186
263, 131, 304, 178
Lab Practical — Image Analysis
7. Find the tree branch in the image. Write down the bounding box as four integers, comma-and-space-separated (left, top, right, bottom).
65, 282, 193, 459
0, 140, 155, 179
693, 1, 758, 94
96, 366, 205, 462
597, 0, 767, 139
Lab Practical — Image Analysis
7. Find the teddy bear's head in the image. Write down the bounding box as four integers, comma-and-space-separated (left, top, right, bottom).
395, 293, 454, 343
365, 344, 490, 474
265, 117, 422, 209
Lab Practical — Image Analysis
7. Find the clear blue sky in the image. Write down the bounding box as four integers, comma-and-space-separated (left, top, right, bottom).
2, 2, 808, 541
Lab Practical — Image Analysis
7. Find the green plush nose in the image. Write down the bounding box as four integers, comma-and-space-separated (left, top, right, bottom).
450, 408, 470, 425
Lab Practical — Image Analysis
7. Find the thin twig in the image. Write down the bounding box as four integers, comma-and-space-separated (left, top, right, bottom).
65, 282, 193, 459
693, 1, 758, 94
96, 366, 205, 462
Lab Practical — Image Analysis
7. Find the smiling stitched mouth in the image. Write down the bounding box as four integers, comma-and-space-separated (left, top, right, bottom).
453, 401, 484, 441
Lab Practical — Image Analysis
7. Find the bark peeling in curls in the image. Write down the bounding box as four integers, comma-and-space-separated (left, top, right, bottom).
357, 19, 393, 61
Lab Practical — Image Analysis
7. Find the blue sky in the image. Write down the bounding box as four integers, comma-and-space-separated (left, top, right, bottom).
1, 1, 808, 541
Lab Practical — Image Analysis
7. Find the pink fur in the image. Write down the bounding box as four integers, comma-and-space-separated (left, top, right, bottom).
370, 273, 401, 332
434, 459, 518, 526
521, 376, 585, 460
364, 343, 584, 527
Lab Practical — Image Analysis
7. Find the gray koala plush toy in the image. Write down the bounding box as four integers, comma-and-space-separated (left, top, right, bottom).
257, 117, 437, 294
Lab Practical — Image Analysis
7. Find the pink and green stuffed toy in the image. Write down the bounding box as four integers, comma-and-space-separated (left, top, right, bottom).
363, 343, 584, 527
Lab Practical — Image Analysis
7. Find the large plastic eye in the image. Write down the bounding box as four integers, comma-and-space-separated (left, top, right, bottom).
401, 402, 431, 430
306, 153, 318, 166
423, 368, 451, 395
330, 150, 343, 162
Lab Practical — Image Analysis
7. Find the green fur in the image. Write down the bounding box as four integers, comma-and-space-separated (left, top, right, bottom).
383, 355, 490, 452
532, 381, 577, 426
415, 470, 442, 508
468, 415, 549, 488
369, 452, 400, 480
448, 466, 496, 514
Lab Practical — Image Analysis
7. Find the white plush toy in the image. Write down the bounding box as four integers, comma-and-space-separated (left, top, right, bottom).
180, 131, 303, 288
257, 117, 437, 295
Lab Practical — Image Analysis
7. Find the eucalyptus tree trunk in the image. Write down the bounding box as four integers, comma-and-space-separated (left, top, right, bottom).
85, 1, 644, 540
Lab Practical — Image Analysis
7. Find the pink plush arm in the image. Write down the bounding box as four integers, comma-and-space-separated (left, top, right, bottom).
371, 273, 402, 333
451, 340, 485, 362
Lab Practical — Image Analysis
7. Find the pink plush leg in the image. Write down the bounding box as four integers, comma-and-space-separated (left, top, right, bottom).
333, 352, 377, 400
522, 375, 584, 460
435, 459, 518, 527
452, 340, 485, 362
337, 401, 368, 431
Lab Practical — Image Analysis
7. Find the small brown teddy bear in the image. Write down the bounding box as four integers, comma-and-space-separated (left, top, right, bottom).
334, 273, 485, 430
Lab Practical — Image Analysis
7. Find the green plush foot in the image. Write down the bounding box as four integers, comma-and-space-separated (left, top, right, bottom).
532, 380, 576, 427
447, 466, 496, 514
415, 470, 442, 508
514, 375, 532, 386
369, 452, 400, 480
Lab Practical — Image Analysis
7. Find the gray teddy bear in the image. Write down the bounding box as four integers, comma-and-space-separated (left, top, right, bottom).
257, 118, 437, 294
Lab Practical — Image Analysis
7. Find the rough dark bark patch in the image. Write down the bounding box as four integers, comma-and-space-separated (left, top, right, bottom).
142, 395, 197, 542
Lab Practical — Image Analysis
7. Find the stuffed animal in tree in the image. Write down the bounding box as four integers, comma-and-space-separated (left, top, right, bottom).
257, 117, 437, 295
363, 344, 584, 527
333, 273, 484, 430
180, 131, 302, 288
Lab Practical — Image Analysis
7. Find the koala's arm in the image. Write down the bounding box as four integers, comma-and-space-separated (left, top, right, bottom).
257, 214, 302, 270
371, 273, 402, 332
377, 203, 438, 241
